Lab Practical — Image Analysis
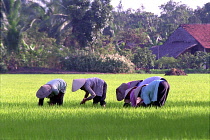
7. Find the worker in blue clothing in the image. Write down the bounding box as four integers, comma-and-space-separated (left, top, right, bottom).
36, 79, 67, 106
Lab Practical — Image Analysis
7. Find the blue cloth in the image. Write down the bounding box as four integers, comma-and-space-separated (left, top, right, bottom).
46, 79, 67, 95
140, 80, 163, 105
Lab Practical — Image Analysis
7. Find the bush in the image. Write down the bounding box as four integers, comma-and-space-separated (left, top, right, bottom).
150, 69, 210, 74
135, 69, 147, 74
132, 47, 156, 69
155, 57, 178, 69
101, 54, 135, 73
62, 53, 135, 73
150, 69, 168, 74
184, 69, 210, 74
177, 52, 210, 69
0, 62, 8, 73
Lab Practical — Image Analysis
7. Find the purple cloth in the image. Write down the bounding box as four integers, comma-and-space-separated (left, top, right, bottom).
130, 90, 136, 107
84, 77, 106, 100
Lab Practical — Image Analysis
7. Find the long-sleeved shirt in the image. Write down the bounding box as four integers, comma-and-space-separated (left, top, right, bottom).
140, 80, 163, 105
83, 77, 105, 100
137, 76, 162, 87
46, 79, 67, 95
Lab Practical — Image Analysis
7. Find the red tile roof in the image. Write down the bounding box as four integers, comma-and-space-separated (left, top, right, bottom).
180, 24, 210, 48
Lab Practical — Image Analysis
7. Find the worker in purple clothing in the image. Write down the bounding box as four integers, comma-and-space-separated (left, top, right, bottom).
116, 76, 169, 107
72, 77, 107, 107
126, 79, 170, 107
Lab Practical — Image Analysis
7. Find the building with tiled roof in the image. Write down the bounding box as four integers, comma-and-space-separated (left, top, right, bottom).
151, 24, 210, 59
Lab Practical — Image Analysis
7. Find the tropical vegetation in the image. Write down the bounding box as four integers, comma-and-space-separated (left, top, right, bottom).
0, 0, 210, 73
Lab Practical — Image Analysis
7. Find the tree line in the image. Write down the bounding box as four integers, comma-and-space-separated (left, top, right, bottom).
0, 0, 209, 73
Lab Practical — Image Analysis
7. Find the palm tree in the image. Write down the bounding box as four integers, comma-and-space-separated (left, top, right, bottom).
20, 1, 47, 32
39, 0, 112, 50
1, 0, 22, 54
38, 0, 75, 45
1, 0, 47, 54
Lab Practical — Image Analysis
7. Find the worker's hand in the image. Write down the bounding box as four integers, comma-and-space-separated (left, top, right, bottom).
136, 97, 143, 107
80, 98, 87, 105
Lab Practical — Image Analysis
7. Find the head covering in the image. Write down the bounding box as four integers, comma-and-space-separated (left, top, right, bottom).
36, 85, 52, 98
116, 83, 128, 101
128, 80, 143, 88
72, 79, 86, 92
116, 80, 142, 101
124, 87, 137, 99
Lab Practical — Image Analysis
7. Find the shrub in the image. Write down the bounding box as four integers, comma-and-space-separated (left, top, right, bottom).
150, 69, 168, 74
135, 69, 147, 74
0, 62, 8, 73
184, 69, 210, 74
101, 54, 135, 73
132, 47, 156, 69
62, 53, 135, 73
155, 57, 178, 69
177, 52, 210, 69
150, 69, 210, 74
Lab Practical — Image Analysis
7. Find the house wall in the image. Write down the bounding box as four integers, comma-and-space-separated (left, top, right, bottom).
179, 45, 210, 57
182, 45, 204, 54
204, 48, 210, 53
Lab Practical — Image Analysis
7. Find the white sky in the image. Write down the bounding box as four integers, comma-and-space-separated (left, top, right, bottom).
110, 0, 209, 15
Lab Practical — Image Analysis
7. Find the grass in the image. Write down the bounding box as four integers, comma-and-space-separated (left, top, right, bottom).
0, 74, 209, 140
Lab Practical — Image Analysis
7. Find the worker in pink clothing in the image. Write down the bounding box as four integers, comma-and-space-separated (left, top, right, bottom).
124, 79, 170, 107
116, 76, 169, 107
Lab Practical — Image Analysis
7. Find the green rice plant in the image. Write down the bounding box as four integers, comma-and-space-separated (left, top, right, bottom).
0, 74, 209, 140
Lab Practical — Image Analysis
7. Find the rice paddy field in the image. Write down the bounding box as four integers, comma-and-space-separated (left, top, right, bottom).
0, 74, 209, 140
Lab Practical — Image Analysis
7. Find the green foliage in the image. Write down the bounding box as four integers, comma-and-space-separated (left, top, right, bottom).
193, 51, 210, 69
184, 69, 210, 74
115, 43, 132, 58
150, 69, 168, 74
19, 42, 68, 68
62, 52, 135, 73
132, 47, 156, 69
177, 52, 210, 69
155, 57, 178, 69
150, 69, 209, 74
2, 0, 22, 54
159, 0, 193, 39
117, 28, 150, 48
112, 10, 161, 46
0, 43, 7, 62
135, 69, 147, 74
101, 54, 135, 73
39, 0, 112, 49
193, 3, 210, 23
1, 0, 209, 73
2, 38, 69, 70
0, 62, 8, 73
